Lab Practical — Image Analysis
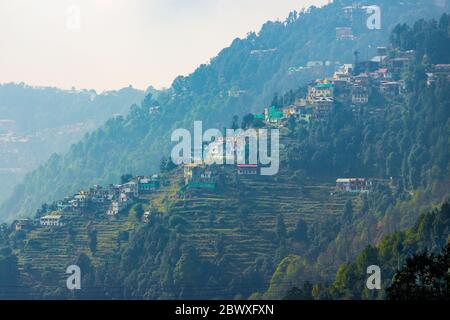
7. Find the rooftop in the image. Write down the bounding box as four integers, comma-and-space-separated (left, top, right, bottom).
315, 83, 334, 89
41, 214, 62, 220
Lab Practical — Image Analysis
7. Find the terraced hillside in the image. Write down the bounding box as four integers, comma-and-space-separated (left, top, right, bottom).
14, 166, 360, 291
18, 213, 136, 272
158, 168, 360, 276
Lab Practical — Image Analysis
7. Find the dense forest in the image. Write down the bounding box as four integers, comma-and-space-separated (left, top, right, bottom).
1, 0, 448, 222
281, 201, 450, 300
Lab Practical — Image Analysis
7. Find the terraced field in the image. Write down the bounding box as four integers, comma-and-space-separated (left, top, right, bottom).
18, 212, 136, 274
167, 168, 360, 275
16, 166, 360, 284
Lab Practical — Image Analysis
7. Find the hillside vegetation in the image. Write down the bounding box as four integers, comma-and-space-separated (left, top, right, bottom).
0, 4, 449, 301
1, 0, 447, 222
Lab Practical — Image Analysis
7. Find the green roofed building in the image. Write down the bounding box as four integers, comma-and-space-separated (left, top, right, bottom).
265, 106, 284, 124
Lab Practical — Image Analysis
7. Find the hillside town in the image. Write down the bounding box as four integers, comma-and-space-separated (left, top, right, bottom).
11, 174, 161, 231
9, 45, 450, 232
272, 47, 416, 123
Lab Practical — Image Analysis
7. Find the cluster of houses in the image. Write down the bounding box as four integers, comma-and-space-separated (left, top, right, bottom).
181, 124, 279, 190
11, 174, 161, 230
13, 44, 449, 232
264, 47, 419, 123
182, 162, 264, 191
11, 214, 66, 232
178, 48, 427, 191
306, 46, 413, 118
182, 133, 266, 190
174, 43, 450, 192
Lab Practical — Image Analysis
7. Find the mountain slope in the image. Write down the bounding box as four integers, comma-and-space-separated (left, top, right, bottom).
271, 200, 450, 300
1, 0, 448, 221
0, 11, 449, 300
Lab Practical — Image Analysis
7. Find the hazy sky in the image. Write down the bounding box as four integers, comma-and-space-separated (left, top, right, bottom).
0, 0, 327, 92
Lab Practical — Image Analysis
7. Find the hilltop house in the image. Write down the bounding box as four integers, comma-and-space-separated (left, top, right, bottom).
333, 71, 352, 83
184, 164, 218, 189
138, 175, 160, 193
218, 131, 259, 164
308, 83, 334, 100
12, 219, 33, 232
336, 178, 371, 193
312, 97, 334, 118
122, 181, 139, 198
104, 181, 139, 216
40, 214, 65, 227
56, 198, 73, 211
379, 81, 404, 97
143, 211, 151, 223
41, 171, 162, 218
387, 51, 415, 76
71, 192, 88, 209
307, 83, 335, 118
264, 106, 284, 125
205, 134, 249, 164
283, 105, 298, 118
107, 200, 123, 216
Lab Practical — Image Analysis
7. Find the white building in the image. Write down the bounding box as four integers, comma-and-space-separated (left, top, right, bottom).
336, 178, 371, 193
40, 215, 65, 227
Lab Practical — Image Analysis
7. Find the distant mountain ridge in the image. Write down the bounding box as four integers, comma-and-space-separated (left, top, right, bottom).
0, 83, 146, 207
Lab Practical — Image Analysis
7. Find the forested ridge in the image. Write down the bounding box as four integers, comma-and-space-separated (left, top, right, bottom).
281, 201, 450, 300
